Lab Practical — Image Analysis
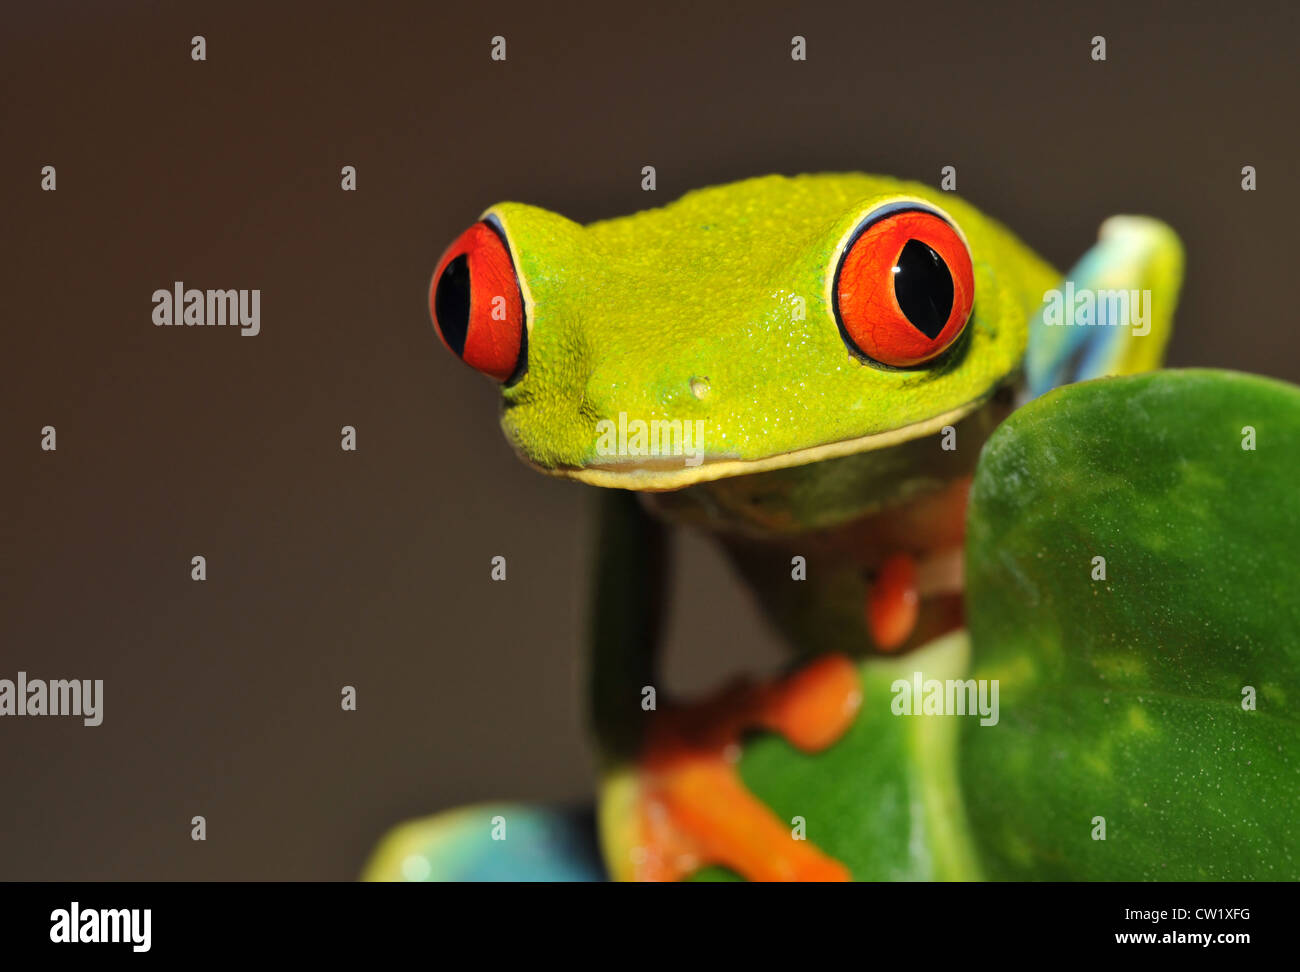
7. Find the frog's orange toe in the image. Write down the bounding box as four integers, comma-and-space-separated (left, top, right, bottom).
629, 654, 859, 882
759, 653, 863, 751
867, 552, 920, 651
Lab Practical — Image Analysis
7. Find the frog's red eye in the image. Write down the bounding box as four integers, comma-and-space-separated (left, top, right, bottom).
430, 219, 527, 383
833, 205, 974, 368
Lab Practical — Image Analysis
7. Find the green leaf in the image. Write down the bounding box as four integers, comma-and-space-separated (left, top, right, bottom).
962, 369, 1300, 879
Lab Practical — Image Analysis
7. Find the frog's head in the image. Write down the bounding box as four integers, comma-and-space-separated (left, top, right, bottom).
428, 173, 1058, 491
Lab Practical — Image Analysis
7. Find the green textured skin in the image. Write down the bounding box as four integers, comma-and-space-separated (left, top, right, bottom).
963, 370, 1300, 879
488, 173, 1060, 479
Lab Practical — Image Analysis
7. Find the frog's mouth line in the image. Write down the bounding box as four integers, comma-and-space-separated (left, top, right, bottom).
531, 396, 988, 492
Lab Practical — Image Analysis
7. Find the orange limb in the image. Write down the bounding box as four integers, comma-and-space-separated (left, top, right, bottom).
632, 654, 861, 882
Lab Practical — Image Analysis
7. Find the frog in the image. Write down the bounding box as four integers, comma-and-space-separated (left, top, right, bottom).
364, 173, 1183, 882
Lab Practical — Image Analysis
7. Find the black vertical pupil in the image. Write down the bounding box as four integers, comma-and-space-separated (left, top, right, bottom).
435, 253, 471, 356
893, 239, 954, 340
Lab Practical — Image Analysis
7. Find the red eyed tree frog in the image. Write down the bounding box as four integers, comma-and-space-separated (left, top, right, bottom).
365, 173, 1182, 882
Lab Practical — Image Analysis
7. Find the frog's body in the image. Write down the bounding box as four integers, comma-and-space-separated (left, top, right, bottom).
365, 173, 1182, 882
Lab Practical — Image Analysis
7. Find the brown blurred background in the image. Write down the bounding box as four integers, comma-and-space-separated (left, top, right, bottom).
2, 0, 1296, 879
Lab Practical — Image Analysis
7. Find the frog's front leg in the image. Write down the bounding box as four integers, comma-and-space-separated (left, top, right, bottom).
630, 653, 861, 881
588, 490, 861, 882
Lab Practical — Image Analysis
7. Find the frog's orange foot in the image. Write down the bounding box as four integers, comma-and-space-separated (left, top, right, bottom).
629, 654, 861, 882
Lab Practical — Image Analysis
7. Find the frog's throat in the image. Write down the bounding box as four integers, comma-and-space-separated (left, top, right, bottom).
538, 396, 987, 492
